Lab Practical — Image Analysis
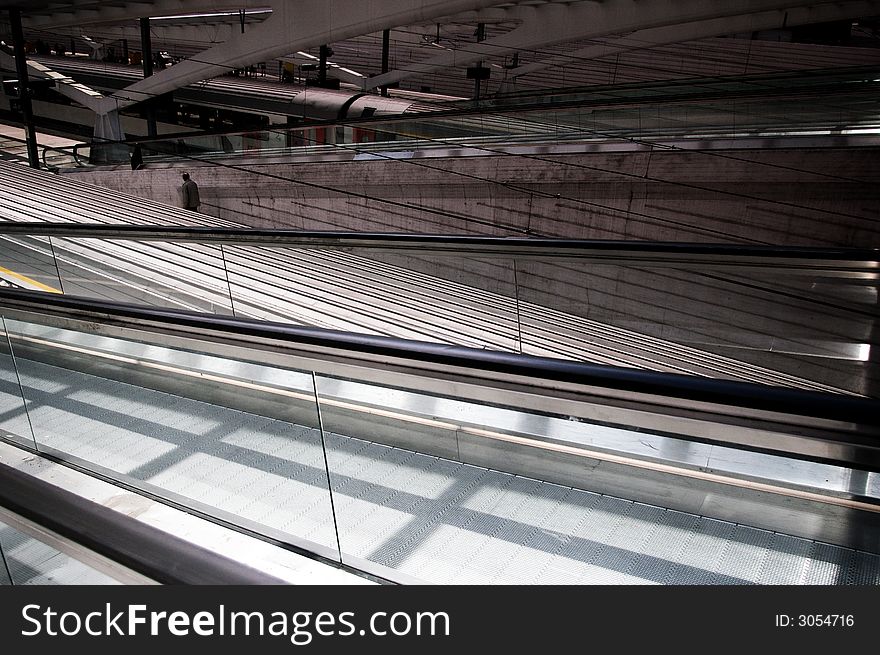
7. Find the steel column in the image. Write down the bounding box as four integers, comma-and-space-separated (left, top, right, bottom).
9, 8, 40, 169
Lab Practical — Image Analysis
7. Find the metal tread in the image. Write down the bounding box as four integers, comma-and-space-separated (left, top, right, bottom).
1, 358, 876, 585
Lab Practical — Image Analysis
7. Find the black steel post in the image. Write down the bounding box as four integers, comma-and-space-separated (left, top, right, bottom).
318, 44, 329, 87
9, 9, 40, 169
380, 29, 390, 97
474, 23, 485, 101
139, 17, 157, 137
140, 18, 153, 78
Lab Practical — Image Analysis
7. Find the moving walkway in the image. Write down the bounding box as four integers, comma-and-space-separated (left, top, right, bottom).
0, 161, 877, 584
0, 287, 878, 584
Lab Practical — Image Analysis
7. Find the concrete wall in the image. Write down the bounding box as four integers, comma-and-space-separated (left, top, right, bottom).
73, 146, 880, 246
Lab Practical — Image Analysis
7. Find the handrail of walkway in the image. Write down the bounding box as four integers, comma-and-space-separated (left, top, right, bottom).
0, 288, 878, 469
0, 461, 286, 584
0, 223, 877, 269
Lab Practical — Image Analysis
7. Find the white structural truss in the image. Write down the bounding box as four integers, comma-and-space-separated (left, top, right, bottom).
3, 0, 879, 134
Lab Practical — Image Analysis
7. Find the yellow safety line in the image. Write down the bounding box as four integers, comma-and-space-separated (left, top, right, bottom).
0, 265, 62, 294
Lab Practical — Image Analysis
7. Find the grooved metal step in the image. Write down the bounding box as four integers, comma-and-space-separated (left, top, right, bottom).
1, 359, 876, 585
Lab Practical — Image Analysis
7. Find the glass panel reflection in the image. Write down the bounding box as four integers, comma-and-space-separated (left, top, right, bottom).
0, 520, 118, 585
4, 318, 340, 561
50, 237, 234, 315
0, 538, 11, 585
0, 317, 35, 450
342, 249, 519, 351
514, 258, 879, 396
0, 234, 64, 292
315, 372, 880, 584
225, 245, 520, 351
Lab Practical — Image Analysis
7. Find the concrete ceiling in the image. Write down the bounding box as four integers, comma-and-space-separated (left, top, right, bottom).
4, 1, 879, 116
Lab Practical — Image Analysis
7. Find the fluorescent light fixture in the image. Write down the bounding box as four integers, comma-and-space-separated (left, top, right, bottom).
152, 9, 272, 21
336, 67, 364, 78
841, 127, 880, 135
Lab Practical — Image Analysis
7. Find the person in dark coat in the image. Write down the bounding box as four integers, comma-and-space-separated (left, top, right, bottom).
181, 172, 201, 211
130, 144, 144, 170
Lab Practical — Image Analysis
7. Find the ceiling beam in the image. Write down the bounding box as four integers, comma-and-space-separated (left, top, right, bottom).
364, 0, 865, 91
507, 0, 880, 80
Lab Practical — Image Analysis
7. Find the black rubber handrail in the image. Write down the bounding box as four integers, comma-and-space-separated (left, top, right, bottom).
1, 288, 878, 428
0, 223, 877, 263
0, 461, 286, 585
